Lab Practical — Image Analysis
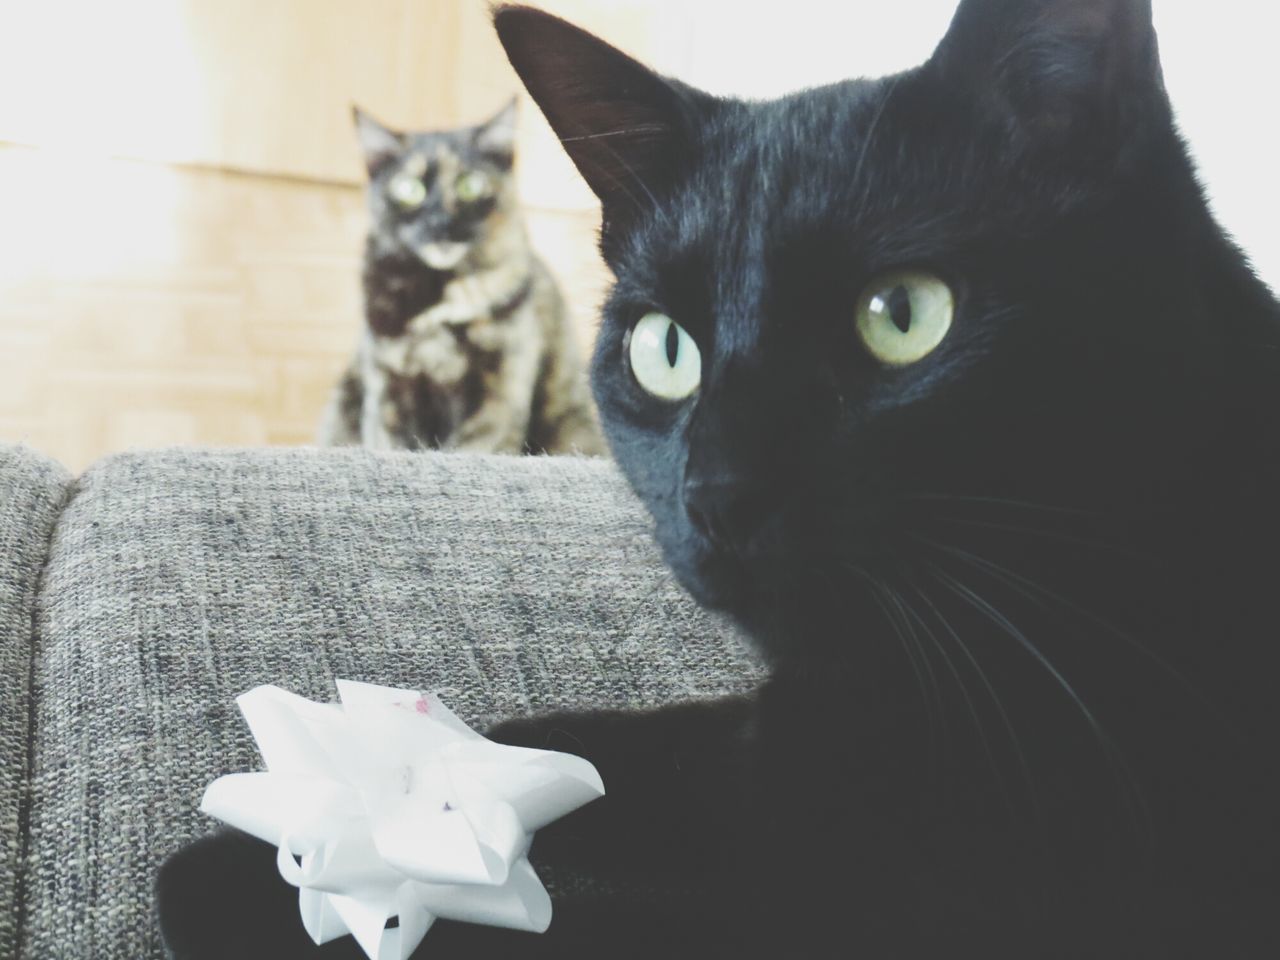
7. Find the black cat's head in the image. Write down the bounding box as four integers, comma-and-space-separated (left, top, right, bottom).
354, 101, 519, 271
497, 0, 1265, 665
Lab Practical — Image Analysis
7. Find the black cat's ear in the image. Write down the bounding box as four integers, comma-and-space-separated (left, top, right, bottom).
928, 0, 1163, 156
493, 5, 712, 246
474, 97, 518, 166
352, 105, 404, 176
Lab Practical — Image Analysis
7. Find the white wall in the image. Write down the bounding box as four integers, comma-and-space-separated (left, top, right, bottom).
1154, 1, 1278, 293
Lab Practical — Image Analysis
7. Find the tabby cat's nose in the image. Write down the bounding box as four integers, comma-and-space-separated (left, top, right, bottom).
683, 475, 775, 553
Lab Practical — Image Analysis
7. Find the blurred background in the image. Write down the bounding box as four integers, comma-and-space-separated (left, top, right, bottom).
0, 0, 1274, 470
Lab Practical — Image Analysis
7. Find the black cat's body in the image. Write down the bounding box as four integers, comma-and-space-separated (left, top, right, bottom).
159, 1, 1280, 956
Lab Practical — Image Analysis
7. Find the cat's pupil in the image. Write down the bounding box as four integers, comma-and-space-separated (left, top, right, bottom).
665, 321, 680, 367
887, 285, 912, 333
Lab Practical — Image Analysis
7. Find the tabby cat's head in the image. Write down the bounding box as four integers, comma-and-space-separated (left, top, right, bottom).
497, 0, 1268, 665
354, 101, 518, 271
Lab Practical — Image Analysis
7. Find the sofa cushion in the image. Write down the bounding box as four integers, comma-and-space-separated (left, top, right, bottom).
0, 444, 72, 959
21, 447, 762, 958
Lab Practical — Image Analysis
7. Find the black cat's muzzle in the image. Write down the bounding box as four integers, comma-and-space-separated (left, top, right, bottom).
674, 477, 800, 613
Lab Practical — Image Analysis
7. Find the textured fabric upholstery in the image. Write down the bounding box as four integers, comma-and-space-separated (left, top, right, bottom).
16, 447, 761, 958
0, 445, 72, 959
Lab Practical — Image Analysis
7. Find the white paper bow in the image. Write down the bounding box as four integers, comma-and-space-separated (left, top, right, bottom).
200, 680, 604, 960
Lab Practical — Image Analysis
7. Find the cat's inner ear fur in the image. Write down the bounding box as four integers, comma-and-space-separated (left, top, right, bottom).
474, 97, 519, 166
493, 5, 712, 248
928, 0, 1163, 156
352, 106, 405, 176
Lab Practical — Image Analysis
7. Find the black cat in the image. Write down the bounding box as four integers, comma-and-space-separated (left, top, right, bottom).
158, 0, 1280, 956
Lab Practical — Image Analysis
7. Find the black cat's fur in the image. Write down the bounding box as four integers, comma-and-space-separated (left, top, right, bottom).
158, 1, 1280, 956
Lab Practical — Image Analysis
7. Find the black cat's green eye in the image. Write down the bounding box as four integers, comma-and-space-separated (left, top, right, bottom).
629, 312, 701, 401
388, 173, 427, 209
855, 271, 954, 366
455, 171, 492, 203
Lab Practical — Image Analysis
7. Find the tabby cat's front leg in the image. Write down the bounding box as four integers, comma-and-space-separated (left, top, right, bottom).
316, 364, 363, 447
358, 349, 398, 450
447, 326, 540, 453
447, 402, 530, 453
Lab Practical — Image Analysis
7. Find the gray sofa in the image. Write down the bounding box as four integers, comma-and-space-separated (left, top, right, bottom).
0, 442, 762, 958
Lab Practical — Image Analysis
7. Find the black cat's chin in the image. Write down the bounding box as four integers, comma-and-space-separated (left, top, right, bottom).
658, 495, 800, 611
662, 521, 884, 665
661, 535, 751, 613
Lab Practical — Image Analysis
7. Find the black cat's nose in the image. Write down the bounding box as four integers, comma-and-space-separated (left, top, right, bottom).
683, 475, 775, 553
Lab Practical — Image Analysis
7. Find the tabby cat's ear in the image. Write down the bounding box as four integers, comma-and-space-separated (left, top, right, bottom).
493, 5, 714, 248
929, 0, 1163, 156
474, 97, 518, 165
352, 106, 404, 176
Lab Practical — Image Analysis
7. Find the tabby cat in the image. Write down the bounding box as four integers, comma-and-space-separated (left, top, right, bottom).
318, 101, 602, 455
160, 0, 1280, 956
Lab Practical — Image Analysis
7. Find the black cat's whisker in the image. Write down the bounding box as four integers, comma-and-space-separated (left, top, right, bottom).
890, 583, 952, 757
616, 573, 680, 644
558, 125, 669, 144
911, 573, 1037, 821
924, 536, 1172, 839
931, 566, 1153, 841
904, 492, 1134, 554
924, 515, 1156, 564
911, 532, 1222, 736
850, 76, 900, 207
585, 161, 650, 218
896, 581, 1024, 819
866, 579, 935, 721
583, 135, 662, 212
905, 493, 1105, 518
881, 582, 949, 757
922, 536, 1158, 817
933, 567, 1097, 734
855, 568, 942, 756
893, 586, 959, 752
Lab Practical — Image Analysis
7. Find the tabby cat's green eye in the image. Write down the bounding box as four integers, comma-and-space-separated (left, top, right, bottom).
388, 174, 426, 209
629, 312, 701, 401
855, 271, 954, 366
455, 171, 492, 203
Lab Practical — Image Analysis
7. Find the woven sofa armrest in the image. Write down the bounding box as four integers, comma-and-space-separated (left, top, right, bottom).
0, 444, 73, 959
18, 447, 762, 958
